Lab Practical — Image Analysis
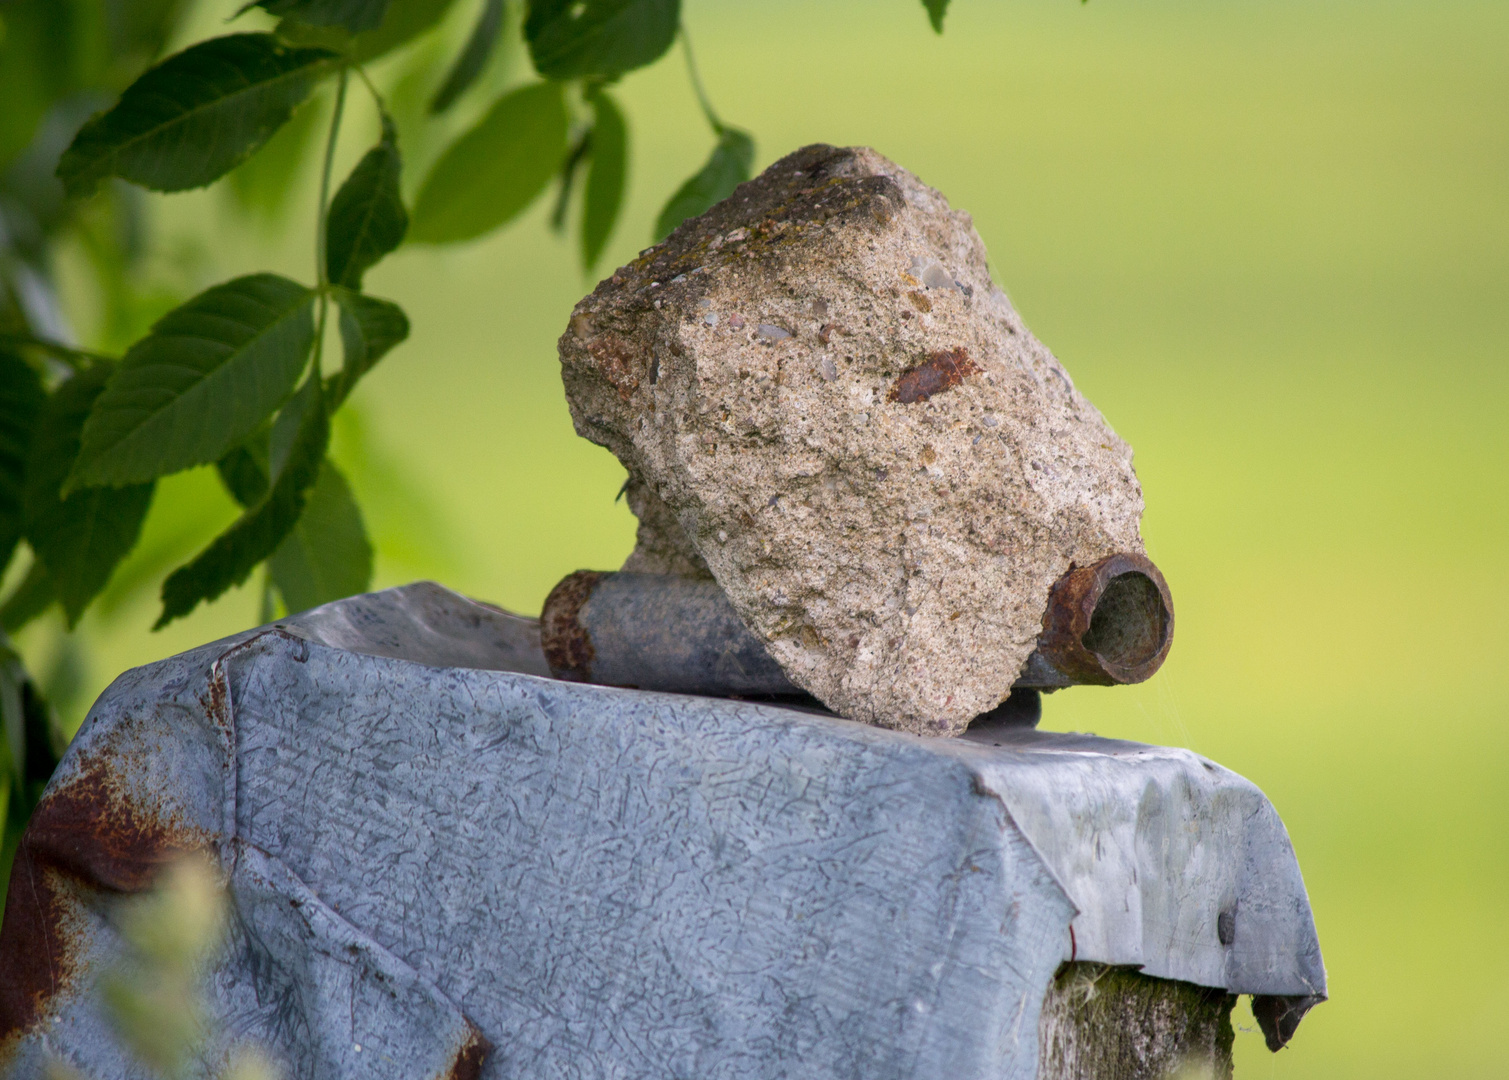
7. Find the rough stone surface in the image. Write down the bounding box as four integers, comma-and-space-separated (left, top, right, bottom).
558, 144, 1146, 734
1037, 964, 1236, 1080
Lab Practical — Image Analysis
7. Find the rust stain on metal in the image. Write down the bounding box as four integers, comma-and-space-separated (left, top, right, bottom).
540, 570, 603, 682
204, 659, 235, 747
887, 347, 979, 404
443, 1022, 493, 1080
0, 852, 78, 1051
1034, 553, 1175, 686
0, 745, 209, 1045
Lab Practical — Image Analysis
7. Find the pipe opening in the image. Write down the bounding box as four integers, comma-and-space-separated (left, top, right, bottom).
1080, 571, 1169, 674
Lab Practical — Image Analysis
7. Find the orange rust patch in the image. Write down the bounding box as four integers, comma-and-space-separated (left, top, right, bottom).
0, 748, 209, 1043
447, 1023, 493, 1080
888, 347, 979, 404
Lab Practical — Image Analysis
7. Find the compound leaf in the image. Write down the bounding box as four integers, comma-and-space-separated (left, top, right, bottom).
276, 0, 459, 64
228, 89, 324, 219
0, 561, 55, 635
157, 374, 328, 628
254, 0, 391, 33
217, 437, 271, 508
268, 459, 372, 614
654, 126, 753, 241
326, 116, 407, 289
331, 290, 409, 408
68, 274, 315, 490
581, 88, 626, 271
22, 366, 154, 627
549, 128, 591, 233
57, 33, 337, 197
410, 81, 567, 244
430, 0, 507, 114
525, 0, 679, 80
0, 353, 46, 571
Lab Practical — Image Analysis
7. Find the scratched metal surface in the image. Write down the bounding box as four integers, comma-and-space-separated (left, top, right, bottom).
0, 583, 1323, 1079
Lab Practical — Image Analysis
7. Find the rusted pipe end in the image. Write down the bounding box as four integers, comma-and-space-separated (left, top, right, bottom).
1034, 553, 1174, 686
541, 570, 603, 682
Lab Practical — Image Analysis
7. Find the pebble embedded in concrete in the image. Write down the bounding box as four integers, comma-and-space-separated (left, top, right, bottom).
557, 144, 1146, 735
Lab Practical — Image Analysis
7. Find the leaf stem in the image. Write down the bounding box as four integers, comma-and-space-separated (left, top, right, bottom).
679, 25, 723, 134
352, 64, 385, 112
313, 67, 350, 378
316, 68, 349, 293
0, 335, 113, 372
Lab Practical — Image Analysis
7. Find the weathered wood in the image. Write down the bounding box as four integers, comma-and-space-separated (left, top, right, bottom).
1038, 963, 1236, 1080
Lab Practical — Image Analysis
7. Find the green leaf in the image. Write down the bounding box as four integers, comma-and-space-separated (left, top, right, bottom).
326, 116, 407, 289
56, 34, 338, 197
268, 459, 372, 614
256, 0, 392, 34
0, 353, 46, 572
22, 366, 154, 627
67, 274, 315, 491
0, 647, 23, 790
922, 0, 950, 33
156, 374, 329, 628
550, 129, 592, 233
0, 3, 78, 165
581, 89, 626, 271
525, 0, 679, 80
276, 0, 459, 64
269, 368, 320, 477
430, 0, 507, 114
0, 562, 56, 635
0, 644, 59, 794
410, 82, 568, 244
653, 127, 753, 242
228, 91, 324, 220
331, 291, 409, 409
217, 437, 272, 508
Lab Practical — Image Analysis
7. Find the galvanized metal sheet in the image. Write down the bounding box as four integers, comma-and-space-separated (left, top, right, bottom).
0, 584, 1323, 1078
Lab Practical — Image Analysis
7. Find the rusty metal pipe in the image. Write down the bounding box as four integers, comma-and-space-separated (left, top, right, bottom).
1017, 552, 1175, 689
542, 571, 796, 697
541, 555, 1174, 700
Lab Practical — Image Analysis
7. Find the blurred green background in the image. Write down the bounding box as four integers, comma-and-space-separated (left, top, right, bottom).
15, 0, 1507, 1075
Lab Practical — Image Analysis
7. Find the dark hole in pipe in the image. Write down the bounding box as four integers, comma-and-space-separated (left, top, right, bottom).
1080, 572, 1168, 672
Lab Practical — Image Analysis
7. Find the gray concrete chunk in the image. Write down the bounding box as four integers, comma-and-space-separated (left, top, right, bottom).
558, 144, 1147, 734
